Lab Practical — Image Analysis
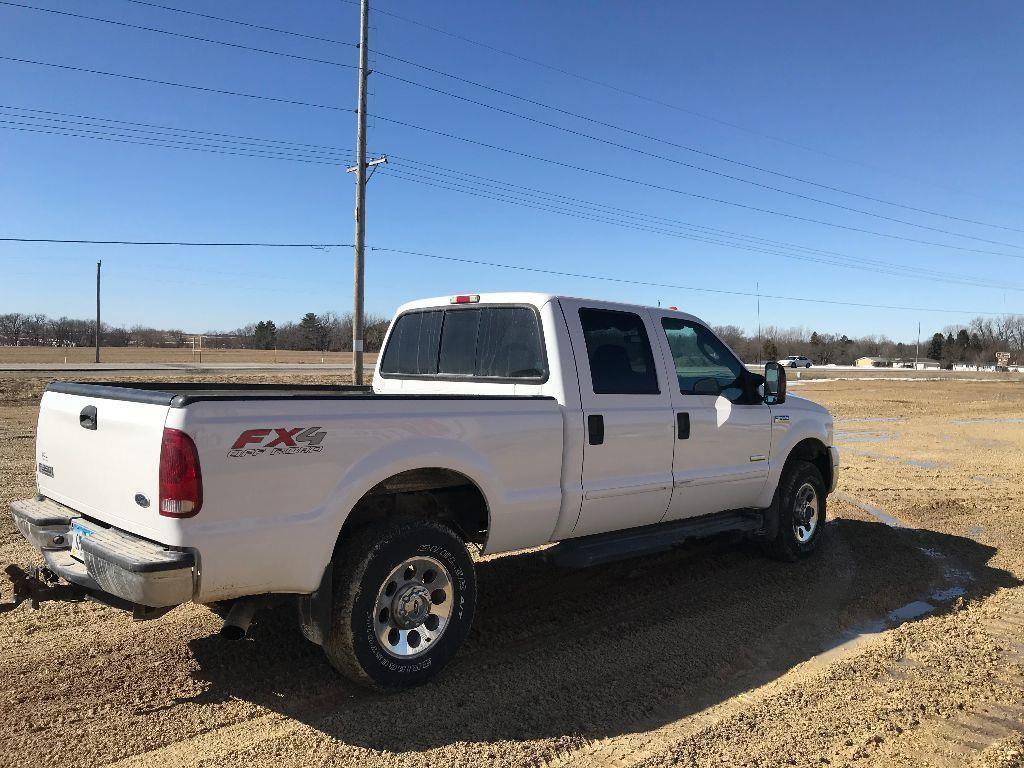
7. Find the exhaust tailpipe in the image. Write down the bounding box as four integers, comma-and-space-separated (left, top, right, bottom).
220, 599, 257, 640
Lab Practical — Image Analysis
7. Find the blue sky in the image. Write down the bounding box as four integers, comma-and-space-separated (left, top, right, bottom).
2, 0, 1022, 337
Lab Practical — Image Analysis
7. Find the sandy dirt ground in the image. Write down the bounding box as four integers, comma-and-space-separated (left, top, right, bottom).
1, 373, 1023, 767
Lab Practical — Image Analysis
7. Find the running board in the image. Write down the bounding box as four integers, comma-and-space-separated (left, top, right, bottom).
548, 510, 764, 569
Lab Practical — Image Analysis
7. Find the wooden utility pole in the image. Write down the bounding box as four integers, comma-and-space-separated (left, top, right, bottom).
756, 281, 761, 364
351, 0, 370, 385
95, 260, 102, 363
915, 321, 920, 368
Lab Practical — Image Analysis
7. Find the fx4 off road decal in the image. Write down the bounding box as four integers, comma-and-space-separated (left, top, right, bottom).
228, 427, 326, 457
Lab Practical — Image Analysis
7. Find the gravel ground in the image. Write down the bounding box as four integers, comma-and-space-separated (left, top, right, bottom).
1, 374, 1022, 767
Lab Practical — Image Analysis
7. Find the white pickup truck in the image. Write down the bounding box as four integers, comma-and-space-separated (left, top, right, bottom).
11, 293, 838, 689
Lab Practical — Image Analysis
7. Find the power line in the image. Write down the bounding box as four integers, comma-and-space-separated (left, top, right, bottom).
0, 55, 354, 114
387, 155, 1017, 280
0, 109, 1006, 288
0, 2, 357, 71
1, 236, 1015, 315
9, 51, 1024, 262
0, 105, 372, 160
10, 0, 1020, 239
338, 0, 1018, 210
376, 168, 1020, 291
367, 247, 1018, 317
1, 105, 367, 154
371, 75, 1024, 245
2, 107, 1019, 291
0, 121, 355, 166
0, 103, 1000, 280
369, 112, 1024, 261
5, 53, 1021, 262
1, 238, 353, 247
2, 115, 1008, 289
118, 0, 358, 48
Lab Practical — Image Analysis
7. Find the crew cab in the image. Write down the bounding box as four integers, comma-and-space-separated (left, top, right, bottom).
11, 293, 838, 689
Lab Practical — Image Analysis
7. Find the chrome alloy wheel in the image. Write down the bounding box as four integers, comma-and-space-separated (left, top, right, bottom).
793, 482, 820, 543
373, 555, 453, 659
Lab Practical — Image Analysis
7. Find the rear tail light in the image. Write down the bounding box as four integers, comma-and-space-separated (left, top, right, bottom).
450, 294, 480, 304
159, 428, 203, 517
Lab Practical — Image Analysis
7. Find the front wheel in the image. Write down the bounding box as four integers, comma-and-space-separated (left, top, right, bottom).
322, 517, 477, 690
761, 460, 826, 561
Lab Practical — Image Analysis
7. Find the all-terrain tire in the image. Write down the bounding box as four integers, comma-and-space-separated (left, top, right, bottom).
322, 517, 476, 690
761, 459, 826, 562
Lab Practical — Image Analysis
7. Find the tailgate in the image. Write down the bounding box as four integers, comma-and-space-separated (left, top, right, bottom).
35, 386, 173, 542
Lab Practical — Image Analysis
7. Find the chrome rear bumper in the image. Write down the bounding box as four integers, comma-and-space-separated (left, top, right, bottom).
10, 497, 195, 608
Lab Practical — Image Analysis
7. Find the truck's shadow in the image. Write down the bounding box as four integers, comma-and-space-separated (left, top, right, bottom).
185, 519, 1018, 752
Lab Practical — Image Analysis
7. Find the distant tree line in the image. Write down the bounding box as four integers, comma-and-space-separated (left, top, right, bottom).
236, 312, 391, 352
3, 309, 1022, 365
714, 313, 1024, 366
0, 311, 391, 352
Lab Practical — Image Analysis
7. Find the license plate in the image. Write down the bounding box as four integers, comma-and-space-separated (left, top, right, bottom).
69, 522, 93, 561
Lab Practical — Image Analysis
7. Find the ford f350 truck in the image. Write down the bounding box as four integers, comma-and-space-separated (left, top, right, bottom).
10, 293, 838, 689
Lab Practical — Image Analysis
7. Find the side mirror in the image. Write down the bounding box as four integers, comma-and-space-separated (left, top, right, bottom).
692, 377, 722, 396
764, 362, 786, 404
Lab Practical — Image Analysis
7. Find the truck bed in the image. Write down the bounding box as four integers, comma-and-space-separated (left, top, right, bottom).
36, 380, 566, 601
46, 381, 554, 407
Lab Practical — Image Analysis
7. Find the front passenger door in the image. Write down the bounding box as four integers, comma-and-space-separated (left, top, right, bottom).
654, 316, 772, 521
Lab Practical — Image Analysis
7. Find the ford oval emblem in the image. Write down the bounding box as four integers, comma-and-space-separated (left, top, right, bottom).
134, 493, 150, 508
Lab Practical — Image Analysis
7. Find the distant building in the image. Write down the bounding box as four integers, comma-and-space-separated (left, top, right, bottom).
855, 356, 890, 368
892, 357, 941, 370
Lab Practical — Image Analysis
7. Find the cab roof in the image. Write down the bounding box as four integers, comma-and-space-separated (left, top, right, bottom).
395, 292, 708, 326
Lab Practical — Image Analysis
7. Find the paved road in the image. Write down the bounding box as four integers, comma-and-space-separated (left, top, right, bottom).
0, 362, 354, 375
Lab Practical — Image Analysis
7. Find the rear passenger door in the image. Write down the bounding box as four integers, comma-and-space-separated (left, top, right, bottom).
561, 299, 675, 538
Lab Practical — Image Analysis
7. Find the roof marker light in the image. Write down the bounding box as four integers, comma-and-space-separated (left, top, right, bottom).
450, 294, 480, 304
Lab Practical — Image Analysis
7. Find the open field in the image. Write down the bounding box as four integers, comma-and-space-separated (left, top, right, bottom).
1, 348, 1017, 383
2, 374, 1024, 767
0, 347, 378, 365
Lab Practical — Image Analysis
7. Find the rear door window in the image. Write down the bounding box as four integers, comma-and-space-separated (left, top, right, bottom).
579, 308, 659, 395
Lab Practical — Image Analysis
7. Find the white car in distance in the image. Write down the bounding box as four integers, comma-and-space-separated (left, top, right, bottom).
779, 355, 812, 368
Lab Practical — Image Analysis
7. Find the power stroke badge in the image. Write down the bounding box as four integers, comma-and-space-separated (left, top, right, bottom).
228, 427, 327, 457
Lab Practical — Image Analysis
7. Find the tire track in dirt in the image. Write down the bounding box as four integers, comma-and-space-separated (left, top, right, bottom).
859, 592, 1024, 768
91, 503, 967, 768
545, 495, 1022, 768
93, 540, 849, 767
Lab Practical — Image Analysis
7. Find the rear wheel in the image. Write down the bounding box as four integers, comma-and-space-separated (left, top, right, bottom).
761, 460, 826, 561
323, 517, 476, 690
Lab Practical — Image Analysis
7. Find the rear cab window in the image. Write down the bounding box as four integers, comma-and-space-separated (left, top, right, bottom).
380, 305, 547, 382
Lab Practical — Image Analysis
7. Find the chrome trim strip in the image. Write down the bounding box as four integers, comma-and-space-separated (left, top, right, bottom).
675, 469, 766, 487
584, 483, 671, 501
